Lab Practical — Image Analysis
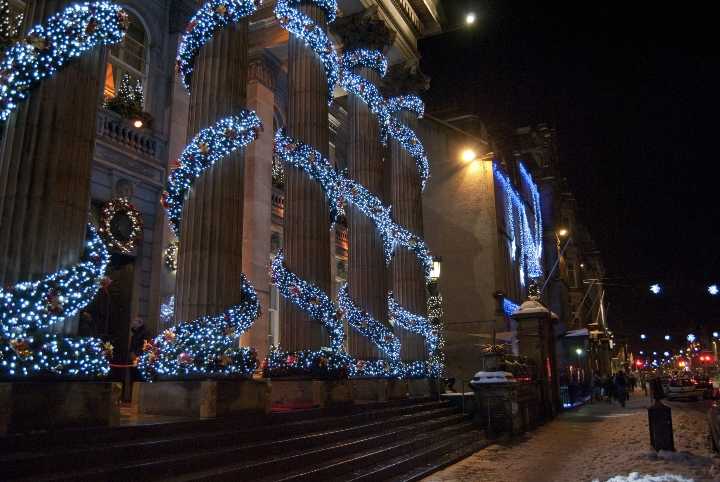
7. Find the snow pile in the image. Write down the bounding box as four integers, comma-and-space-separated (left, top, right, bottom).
595, 473, 695, 482
470, 371, 516, 385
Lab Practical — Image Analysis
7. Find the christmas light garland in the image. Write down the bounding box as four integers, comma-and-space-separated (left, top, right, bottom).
0, 225, 111, 377
338, 284, 400, 361
519, 163, 543, 263
274, 130, 433, 279
138, 274, 260, 380
262, 345, 351, 378
494, 163, 543, 284
339, 49, 430, 188
164, 241, 179, 271
99, 197, 143, 254
0, 1, 129, 121
162, 112, 262, 237
274, 0, 339, 103
388, 293, 438, 354
267, 3, 440, 378
270, 252, 345, 352
502, 298, 520, 318
176, 0, 259, 91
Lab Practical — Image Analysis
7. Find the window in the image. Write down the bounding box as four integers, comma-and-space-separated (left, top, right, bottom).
104, 11, 147, 102
268, 283, 280, 347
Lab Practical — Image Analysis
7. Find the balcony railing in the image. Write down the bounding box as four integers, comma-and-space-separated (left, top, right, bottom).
96, 108, 163, 160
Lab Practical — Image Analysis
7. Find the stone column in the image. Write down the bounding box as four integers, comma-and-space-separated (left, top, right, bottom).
513, 300, 560, 417
240, 54, 276, 361
175, 20, 248, 322
281, 4, 331, 350
0, 1, 106, 325
346, 67, 386, 360
389, 111, 427, 361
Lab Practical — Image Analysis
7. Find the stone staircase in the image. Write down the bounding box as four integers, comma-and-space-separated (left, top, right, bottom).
2, 398, 487, 481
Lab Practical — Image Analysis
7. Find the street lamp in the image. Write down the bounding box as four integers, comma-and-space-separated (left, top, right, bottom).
558, 228, 569, 237
460, 148, 476, 163
649, 284, 662, 295
664, 335, 671, 341
640, 334, 647, 340
465, 12, 477, 25
713, 332, 719, 338
575, 348, 584, 356
687, 334, 696, 343
709, 284, 719, 296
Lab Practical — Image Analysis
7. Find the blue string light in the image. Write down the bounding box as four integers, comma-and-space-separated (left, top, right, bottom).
502, 298, 520, 317
270, 251, 345, 352
339, 49, 430, 188
0, 1, 129, 121
0, 225, 112, 377
143, 113, 263, 380
137, 275, 260, 380
494, 163, 543, 284
163, 112, 262, 237
338, 284, 400, 361
175, 0, 259, 92
274, 0, 339, 103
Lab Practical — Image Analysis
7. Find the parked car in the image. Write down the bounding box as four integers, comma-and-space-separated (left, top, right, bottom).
666, 378, 701, 401
693, 377, 716, 399
709, 402, 720, 452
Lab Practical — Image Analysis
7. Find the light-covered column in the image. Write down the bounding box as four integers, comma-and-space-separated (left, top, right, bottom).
389, 110, 427, 361
175, 20, 248, 321
280, 4, 331, 350
0, 1, 105, 334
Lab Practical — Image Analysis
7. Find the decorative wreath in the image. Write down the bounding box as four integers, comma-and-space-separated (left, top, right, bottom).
99, 197, 143, 254
164, 240, 179, 271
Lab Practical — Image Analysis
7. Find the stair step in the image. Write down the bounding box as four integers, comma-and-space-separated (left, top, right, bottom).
392, 436, 490, 482
25, 409, 463, 481
349, 431, 488, 482
0, 396, 437, 453
164, 415, 470, 482
5, 399, 449, 479
264, 420, 476, 482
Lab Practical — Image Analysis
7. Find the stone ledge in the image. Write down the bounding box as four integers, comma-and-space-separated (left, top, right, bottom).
132, 379, 270, 418
0, 381, 120, 434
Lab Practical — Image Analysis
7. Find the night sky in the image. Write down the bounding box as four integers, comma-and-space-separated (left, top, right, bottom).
419, 1, 720, 351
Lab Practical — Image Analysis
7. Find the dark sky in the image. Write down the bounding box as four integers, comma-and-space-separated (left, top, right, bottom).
419, 1, 720, 351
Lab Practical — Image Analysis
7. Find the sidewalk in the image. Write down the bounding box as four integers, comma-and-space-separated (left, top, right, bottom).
423, 394, 720, 482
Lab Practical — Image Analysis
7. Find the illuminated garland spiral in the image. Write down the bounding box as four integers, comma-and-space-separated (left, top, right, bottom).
0, 1, 129, 122
143, 112, 262, 380
268, 2, 439, 378
0, 2, 128, 377
339, 49, 440, 375
0, 225, 112, 377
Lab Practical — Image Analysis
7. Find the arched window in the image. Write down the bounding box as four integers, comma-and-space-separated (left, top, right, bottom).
103, 10, 147, 103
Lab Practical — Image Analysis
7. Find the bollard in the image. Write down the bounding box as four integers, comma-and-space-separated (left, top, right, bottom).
647, 378, 675, 451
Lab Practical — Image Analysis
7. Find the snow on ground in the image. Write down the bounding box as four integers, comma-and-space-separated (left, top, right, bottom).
423, 392, 720, 482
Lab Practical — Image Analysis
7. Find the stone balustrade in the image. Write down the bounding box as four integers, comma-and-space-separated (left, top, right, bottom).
96, 108, 162, 160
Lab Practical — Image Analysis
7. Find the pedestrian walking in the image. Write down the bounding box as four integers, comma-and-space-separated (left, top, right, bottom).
614, 371, 628, 407
603, 375, 614, 403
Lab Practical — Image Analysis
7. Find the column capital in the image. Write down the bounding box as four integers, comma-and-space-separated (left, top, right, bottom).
382, 62, 430, 97
332, 6, 395, 53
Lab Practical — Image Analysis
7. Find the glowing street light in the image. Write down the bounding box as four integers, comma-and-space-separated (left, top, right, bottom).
465, 12, 477, 25
713, 332, 719, 338
639, 351, 644, 355
558, 228, 569, 237
687, 334, 696, 343
664, 335, 671, 341
709, 284, 719, 296
640, 334, 647, 340
460, 148, 476, 163
575, 348, 584, 356
649, 284, 662, 295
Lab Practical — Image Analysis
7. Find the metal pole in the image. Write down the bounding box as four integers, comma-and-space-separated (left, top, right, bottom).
541, 236, 572, 294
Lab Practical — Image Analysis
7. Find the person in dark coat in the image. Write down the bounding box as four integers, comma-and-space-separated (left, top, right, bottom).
614, 371, 628, 407
603, 375, 614, 403
129, 317, 149, 361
